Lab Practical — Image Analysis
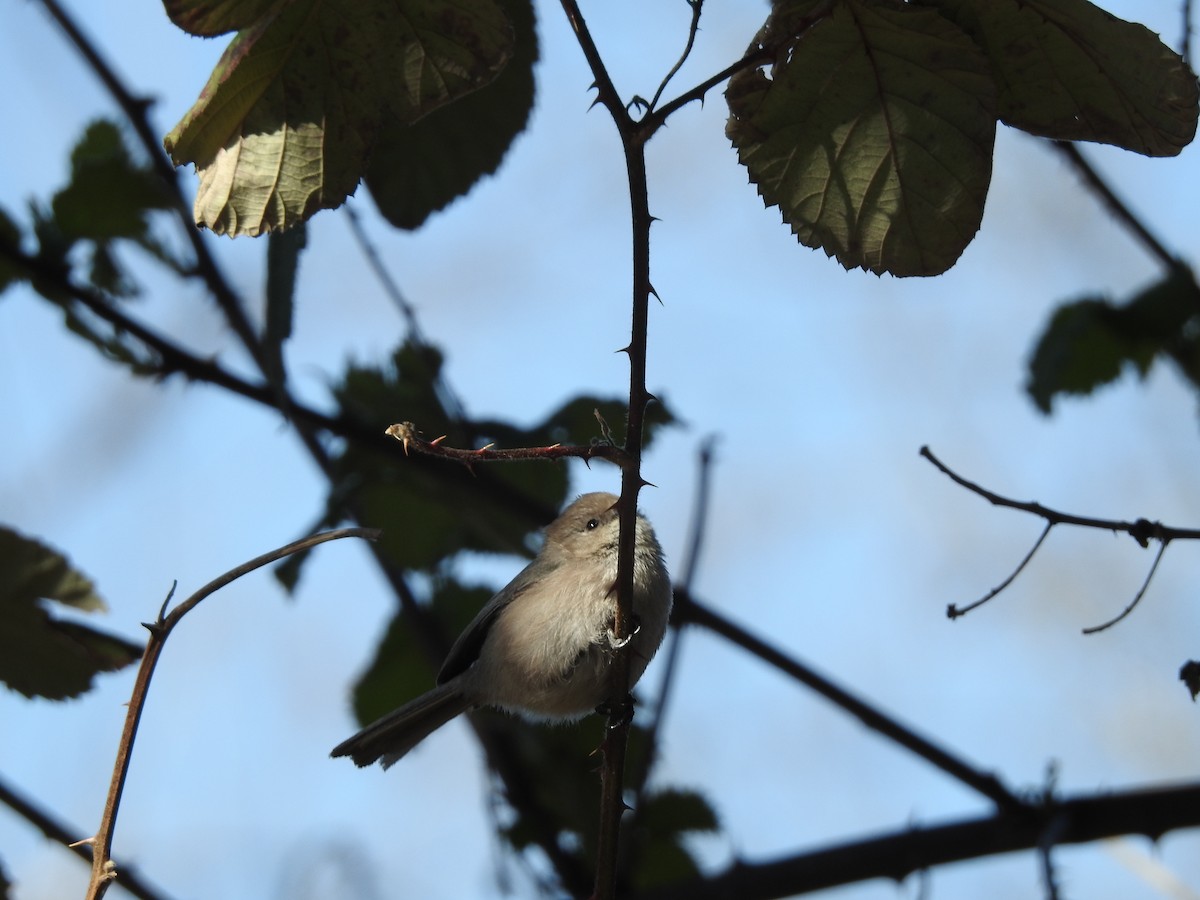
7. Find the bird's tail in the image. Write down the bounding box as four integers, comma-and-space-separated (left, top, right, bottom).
331, 682, 472, 769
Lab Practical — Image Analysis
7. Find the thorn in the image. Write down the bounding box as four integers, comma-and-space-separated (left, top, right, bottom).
639, 477, 658, 489
477, 442, 496, 453
429, 434, 448, 446
615, 344, 631, 355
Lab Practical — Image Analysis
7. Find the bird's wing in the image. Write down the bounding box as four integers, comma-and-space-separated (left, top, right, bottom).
435, 560, 548, 684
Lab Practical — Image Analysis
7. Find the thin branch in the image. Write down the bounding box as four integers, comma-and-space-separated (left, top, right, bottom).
676, 591, 1026, 813
1182, 0, 1194, 73
640, 2, 834, 138
920, 446, 1200, 544
641, 48, 771, 137
555, 3, 662, 894
625, 437, 718, 867
646, 0, 705, 114
383, 421, 629, 468
83, 529, 378, 900
0, 775, 173, 900
631, 781, 1200, 900
558, 0, 631, 129
1082, 537, 1170, 634
1050, 141, 1180, 272
948, 521, 1054, 619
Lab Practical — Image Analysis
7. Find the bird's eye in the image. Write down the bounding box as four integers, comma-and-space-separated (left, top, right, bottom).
586, 518, 600, 530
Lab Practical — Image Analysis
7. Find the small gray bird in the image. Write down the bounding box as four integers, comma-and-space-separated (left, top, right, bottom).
331, 492, 672, 768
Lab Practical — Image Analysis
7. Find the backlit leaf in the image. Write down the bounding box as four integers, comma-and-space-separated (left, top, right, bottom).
727, 0, 996, 276
921, 0, 1198, 156
164, 0, 514, 235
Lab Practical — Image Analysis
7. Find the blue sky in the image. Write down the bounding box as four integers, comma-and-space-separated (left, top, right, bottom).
3, 1, 1200, 898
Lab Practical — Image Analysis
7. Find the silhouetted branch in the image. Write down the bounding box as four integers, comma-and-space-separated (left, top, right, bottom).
921, 446, 1200, 543
82, 529, 378, 900
626, 437, 719, 872
676, 591, 1025, 813
1051, 141, 1179, 272
1082, 538, 1169, 634
631, 781, 1200, 900
0, 775, 172, 900
948, 521, 1053, 619
922, 446, 1198, 629
646, 0, 705, 113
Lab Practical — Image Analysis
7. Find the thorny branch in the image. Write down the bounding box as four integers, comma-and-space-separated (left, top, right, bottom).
631, 780, 1200, 900
384, 421, 631, 469
83, 529, 378, 900
921, 446, 1200, 631
676, 591, 1026, 813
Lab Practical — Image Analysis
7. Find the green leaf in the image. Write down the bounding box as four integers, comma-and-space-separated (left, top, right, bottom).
920, 0, 1198, 156
0, 527, 142, 700
365, 0, 537, 229
727, 0, 997, 277
164, 0, 515, 236
1026, 267, 1200, 413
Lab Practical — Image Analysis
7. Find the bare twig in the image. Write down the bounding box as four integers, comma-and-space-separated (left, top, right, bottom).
83, 529, 379, 900
384, 421, 630, 469
646, 0, 705, 114
38, 0, 272, 377
923, 446, 1196, 629
920, 446, 1200, 544
676, 591, 1025, 813
1082, 538, 1170, 634
552, 3, 665, 893
948, 521, 1053, 619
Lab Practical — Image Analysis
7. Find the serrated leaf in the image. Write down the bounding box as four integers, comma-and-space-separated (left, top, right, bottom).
164, 0, 514, 236
365, 0, 537, 229
1026, 267, 1200, 412
727, 0, 997, 277
0, 528, 142, 699
920, 0, 1198, 156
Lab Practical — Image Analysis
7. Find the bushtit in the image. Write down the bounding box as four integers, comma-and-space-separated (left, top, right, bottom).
332, 492, 672, 768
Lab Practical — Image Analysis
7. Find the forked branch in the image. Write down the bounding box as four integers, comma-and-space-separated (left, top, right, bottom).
921, 446, 1200, 632
82, 529, 378, 900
